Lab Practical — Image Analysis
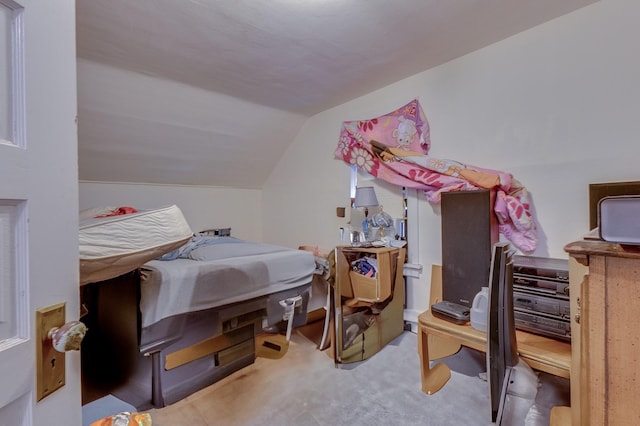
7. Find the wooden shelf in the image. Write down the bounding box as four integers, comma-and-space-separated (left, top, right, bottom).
418, 310, 571, 379
417, 264, 571, 395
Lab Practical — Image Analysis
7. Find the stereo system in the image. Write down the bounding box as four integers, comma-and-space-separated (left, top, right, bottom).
511, 255, 571, 342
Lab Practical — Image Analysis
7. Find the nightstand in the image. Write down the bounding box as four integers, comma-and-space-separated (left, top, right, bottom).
333, 245, 406, 364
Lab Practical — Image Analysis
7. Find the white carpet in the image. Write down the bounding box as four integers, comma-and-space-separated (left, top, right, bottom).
248, 330, 569, 425
147, 328, 570, 425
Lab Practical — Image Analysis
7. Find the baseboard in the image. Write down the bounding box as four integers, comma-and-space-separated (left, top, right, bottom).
403, 308, 421, 332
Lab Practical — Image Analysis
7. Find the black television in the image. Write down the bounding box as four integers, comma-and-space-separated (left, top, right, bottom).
486, 242, 518, 424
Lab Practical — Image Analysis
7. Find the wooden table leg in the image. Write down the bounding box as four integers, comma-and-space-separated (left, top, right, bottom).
418, 324, 452, 395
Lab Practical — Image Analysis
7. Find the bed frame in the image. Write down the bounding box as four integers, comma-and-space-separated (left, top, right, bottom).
81, 270, 311, 410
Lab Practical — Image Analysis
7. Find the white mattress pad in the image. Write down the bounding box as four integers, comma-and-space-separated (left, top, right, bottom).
79, 205, 193, 285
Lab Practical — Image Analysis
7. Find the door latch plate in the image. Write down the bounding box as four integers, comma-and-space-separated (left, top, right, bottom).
36, 302, 66, 401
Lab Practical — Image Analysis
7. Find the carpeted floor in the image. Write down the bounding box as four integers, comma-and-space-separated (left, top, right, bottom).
141, 321, 570, 425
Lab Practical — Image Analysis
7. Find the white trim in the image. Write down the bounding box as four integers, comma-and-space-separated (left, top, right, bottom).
0, 0, 25, 148
349, 165, 357, 199
403, 308, 422, 328
0, 200, 28, 341
406, 188, 420, 264
403, 262, 423, 278
14, 200, 28, 340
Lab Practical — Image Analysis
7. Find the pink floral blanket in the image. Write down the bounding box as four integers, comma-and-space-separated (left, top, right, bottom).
334, 99, 537, 253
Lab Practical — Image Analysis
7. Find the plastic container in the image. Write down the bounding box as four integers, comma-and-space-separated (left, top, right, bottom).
470, 287, 489, 332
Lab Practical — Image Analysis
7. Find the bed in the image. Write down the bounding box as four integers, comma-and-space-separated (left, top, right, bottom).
79, 209, 316, 410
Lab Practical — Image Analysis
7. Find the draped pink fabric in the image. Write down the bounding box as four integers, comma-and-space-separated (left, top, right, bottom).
334, 99, 537, 253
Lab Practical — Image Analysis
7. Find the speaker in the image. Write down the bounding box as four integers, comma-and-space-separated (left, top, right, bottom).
441, 190, 498, 308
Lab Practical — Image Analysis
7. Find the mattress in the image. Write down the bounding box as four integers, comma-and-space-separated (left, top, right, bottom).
139, 238, 316, 328
79, 205, 193, 285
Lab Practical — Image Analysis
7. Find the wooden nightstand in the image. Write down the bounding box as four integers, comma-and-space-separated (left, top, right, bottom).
333, 245, 406, 364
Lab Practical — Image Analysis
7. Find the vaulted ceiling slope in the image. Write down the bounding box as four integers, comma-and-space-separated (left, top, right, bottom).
76, 0, 597, 188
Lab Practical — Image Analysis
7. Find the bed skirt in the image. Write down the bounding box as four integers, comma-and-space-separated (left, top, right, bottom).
81, 271, 311, 409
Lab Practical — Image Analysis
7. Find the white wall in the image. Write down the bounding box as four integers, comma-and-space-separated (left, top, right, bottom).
263, 0, 640, 319
76, 59, 307, 188
79, 182, 262, 241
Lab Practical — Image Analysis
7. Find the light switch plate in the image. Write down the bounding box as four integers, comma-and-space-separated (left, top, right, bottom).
36, 302, 66, 401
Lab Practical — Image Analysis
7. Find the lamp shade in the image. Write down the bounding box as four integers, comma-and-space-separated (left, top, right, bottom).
354, 186, 379, 208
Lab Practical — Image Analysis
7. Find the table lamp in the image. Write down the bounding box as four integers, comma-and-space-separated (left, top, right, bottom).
354, 186, 379, 240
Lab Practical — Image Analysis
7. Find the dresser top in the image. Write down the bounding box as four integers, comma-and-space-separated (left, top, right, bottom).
564, 239, 640, 260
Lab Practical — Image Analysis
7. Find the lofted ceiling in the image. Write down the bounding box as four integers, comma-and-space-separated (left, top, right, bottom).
76, 0, 597, 188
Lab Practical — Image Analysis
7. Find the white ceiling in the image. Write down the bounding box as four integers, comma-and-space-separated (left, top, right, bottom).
76, 0, 597, 188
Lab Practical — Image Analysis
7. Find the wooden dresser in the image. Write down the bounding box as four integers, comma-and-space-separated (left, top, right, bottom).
564, 239, 640, 425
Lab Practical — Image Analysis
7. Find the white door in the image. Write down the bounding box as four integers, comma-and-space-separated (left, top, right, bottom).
0, 0, 80, 424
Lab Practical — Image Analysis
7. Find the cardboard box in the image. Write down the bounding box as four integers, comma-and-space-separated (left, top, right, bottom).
347, 250, 393, 303
350, 271, 384, 302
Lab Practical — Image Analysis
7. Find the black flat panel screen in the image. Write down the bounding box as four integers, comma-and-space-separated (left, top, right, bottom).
487, 242, 517, 425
